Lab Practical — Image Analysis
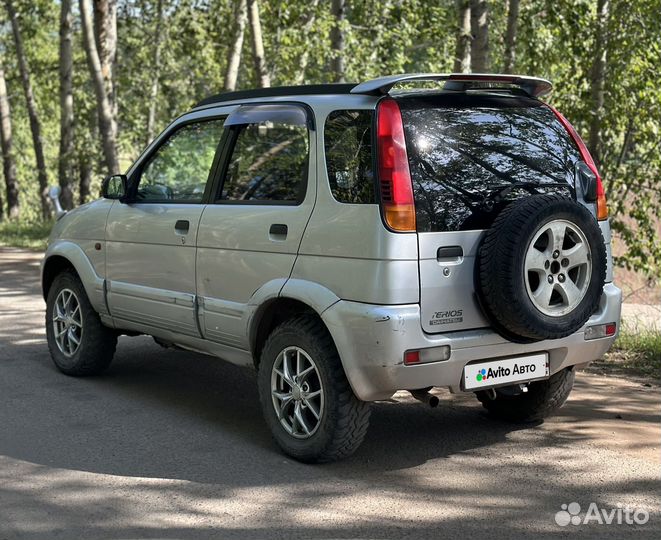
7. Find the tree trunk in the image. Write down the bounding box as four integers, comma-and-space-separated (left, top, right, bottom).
503, 0, 519, 73
0, 64, 19, 220
453, 0, 471, 73
58, 0, 75, 210
293, 0, 321, 84
247, 0, 270, 88
330, 0, 346, 83
78, 155, 93, 205
5, 0, 51, 219
470, 0, 490, 73
93, 0, 118, 121
146, 0, 164, 144
224, 0, 248, 92
80, 0, 120, 174
589, 0, 609, 165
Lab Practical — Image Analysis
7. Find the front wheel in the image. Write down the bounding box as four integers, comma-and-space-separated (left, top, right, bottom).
475, 368, 575, 423
45, 271, 117, 376
257, 316, 370, 463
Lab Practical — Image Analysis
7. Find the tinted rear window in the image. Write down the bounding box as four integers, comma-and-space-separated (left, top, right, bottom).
324, 110, 375, 204
398, 94, 580, 232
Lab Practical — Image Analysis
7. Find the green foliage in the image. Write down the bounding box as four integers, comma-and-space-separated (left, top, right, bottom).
609, 328, 661, 378
0, 218, 52, 249
0, 0, 659, 276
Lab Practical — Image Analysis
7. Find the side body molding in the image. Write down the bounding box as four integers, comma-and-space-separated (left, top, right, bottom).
42, 240, 108, 316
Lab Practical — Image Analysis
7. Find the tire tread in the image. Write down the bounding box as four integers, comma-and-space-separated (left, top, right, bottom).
259, 315, 370, 463
46, 271, 117, 376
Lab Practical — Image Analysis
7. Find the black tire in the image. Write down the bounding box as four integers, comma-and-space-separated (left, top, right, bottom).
476, 195, 606, 342
257, 316, 371, 463
45, 271, 117, 376
476, 368, 575, 422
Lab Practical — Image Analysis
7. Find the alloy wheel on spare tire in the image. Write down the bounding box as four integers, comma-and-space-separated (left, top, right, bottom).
476, 194, 606, 342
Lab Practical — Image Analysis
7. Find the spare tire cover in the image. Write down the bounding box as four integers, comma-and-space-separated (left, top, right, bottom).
476, 194, 607, 342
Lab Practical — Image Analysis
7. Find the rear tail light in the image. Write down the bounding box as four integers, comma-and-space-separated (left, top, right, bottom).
376, 98, 416, 232
548, 105, 608, 220
584, 322, 617, 340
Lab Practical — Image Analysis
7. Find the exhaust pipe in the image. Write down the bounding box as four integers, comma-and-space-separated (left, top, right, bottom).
410, 388, 439, 408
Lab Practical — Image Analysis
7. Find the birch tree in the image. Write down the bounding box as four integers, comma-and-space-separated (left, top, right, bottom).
147, 0, 165, 143
247, 0, 270, 88
0, 64, 19, 220
470, 0, 489, 72
5, 0, 50, 218
224, 0, 248, 91
58, 0, 75, 209
503, 0, 520, 73
80, 0, 120, 173
330, 0, 346, 83
589, 0, 609, 164
93, 0, 118, 122
293, 0, 321, 84
453, 0, 471, 73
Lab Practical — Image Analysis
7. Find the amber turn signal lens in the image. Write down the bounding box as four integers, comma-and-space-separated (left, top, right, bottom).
384, 204, 416, 232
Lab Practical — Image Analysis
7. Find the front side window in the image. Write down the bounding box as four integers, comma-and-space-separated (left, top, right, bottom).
324, 110, 374, 204
136, 119, 225, 203
220, 122, 309, 203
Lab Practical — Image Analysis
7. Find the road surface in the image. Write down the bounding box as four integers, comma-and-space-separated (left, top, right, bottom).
0, 248, 659, 539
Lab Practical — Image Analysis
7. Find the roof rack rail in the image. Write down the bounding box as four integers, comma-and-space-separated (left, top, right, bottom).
350, 73, 552, 98
194, 83, 357, 108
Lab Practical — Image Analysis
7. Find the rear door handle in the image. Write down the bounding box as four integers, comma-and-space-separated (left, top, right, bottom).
175, 220, 190, 234
269, 223, 288, 240
437, 246, 464, 262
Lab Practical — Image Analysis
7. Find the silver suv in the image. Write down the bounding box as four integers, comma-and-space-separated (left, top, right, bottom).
42, 74, 622, 462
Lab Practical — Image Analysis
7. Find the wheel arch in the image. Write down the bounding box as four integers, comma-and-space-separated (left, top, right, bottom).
248, 279, 341, 368
42, 241, 108, 315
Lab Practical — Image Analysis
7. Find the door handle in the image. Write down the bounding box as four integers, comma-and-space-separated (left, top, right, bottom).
175, 220, 190, 234
269, 223, 288, 240
437, 246, 463, 263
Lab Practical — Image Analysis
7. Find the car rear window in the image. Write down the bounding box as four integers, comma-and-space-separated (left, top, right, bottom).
324, 110, 375, 204
397, 94, 581, 232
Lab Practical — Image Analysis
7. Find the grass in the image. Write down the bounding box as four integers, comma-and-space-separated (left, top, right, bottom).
0, 220, 52, 250
607, 328, 661, 378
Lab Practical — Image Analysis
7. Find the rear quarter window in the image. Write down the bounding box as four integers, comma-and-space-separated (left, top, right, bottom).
324, 110, 375, 204
398, 94, 581, 232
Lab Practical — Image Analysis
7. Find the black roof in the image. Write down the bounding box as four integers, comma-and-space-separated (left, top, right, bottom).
195, 83, 357, 108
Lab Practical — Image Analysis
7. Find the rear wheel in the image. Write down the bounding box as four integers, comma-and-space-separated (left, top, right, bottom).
257, 316, 371, 463
45, 271, 117, 376
475, 368, 575, 423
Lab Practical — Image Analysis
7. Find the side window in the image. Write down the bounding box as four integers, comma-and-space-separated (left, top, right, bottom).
220, 122, 309, 203
324, 110, 374, 204
136, 119, 225, 203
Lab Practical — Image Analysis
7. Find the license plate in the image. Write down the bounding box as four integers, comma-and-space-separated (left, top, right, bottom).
463, 353, 549, 390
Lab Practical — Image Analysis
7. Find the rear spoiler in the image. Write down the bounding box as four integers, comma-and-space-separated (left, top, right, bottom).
351, 73, 553, 98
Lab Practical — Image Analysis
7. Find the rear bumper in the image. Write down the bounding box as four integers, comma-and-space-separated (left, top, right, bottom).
322, 283, 622, 401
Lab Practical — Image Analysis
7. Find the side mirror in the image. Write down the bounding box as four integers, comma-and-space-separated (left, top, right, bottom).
102, 174, 128, 201
48, 185, 67, 219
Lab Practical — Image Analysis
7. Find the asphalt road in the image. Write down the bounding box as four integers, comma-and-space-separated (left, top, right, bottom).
0, 248, 659, 539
